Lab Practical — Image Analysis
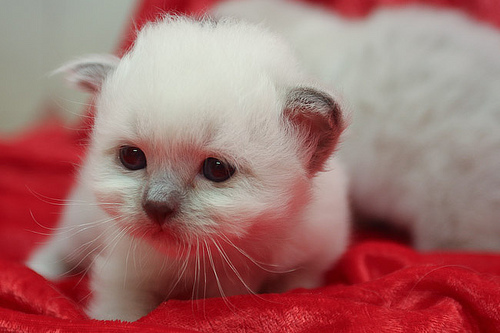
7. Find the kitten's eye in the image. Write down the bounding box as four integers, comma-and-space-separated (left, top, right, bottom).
202, 158, 235, 182
119, 146, 147, 170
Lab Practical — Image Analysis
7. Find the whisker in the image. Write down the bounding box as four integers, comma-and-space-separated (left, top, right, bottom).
191, 237, 201, 302
132, 230, 144, 272
101, 225, 133, 270
204, 239, 237, 313
26, 209, 60, 233
72, 224, 129, 287
163, 242, 191, 300
123, 228, 137, 288
50, 217, 117, 237
26, 186, 122, 207
63, 222, 118, 278
33, 216, 120, 252
202, 238, 208, 318
218, 233, 296, 274
212, 239, 260, 297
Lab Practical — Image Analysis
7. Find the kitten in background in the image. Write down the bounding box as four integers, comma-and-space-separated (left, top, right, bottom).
27, 16, 350, 321
214, 0, 500, 250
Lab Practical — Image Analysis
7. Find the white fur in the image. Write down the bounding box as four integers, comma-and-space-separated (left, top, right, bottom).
27, 16, 350, 321
214, 0, 500, 250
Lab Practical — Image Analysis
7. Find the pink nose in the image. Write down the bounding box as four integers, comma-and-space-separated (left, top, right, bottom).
142, 200, 176, 224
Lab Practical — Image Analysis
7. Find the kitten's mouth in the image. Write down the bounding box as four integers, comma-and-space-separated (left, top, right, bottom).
133, 218, 182, 238
128, 217, 215, 249
130, 222, 221, 258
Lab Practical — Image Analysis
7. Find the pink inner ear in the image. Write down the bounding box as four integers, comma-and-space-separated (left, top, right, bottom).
291, 109, 340, 172
70, 63, 112, 93
284, 88, 344, 173
77, 80, 100, 93
60, 55, 120, 94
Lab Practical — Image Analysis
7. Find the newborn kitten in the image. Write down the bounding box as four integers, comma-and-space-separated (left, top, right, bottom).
27, 16, 350, 321
214, 0, 500, 250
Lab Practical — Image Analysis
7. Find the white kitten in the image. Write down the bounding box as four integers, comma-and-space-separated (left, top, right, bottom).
214, 0, 500, 251
27, 16, 350, 321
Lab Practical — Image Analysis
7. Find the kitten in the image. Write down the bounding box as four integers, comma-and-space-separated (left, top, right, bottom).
214, 0, 500, 250
26, 16, 350, 321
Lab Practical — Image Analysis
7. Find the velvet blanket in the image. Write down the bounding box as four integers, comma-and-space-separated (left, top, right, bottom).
2, 0, 500, 331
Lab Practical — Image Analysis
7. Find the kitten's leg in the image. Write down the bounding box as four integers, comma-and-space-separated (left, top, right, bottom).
27, 183, 106, 279
87, 279, 162, 321
87, 270, 162, 321
86, 237, 170, 321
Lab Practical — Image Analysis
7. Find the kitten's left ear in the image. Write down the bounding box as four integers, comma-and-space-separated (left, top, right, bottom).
284, 87, 345, 173
54, 54, 120, 93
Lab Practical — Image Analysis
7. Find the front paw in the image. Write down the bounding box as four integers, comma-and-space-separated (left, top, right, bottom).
86, 285, 161, 321
87, 297, 155, 322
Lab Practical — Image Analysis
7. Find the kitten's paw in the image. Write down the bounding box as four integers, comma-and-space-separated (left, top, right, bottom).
87, 299, 151, 322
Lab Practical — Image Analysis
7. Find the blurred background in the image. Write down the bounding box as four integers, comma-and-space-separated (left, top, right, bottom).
0, 0, 136, 134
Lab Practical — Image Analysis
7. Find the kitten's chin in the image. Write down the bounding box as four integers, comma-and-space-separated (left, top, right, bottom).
126, 221, 217, 256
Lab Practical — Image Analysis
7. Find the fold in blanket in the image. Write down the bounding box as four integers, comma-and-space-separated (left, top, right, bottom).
1, 0, 500, 331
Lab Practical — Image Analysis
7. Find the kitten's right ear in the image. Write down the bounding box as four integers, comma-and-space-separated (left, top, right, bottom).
54, 54, 120, 93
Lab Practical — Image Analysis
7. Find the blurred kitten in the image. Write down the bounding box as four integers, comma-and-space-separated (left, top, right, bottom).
27, 16, 350, 321
214, 0, 500, 251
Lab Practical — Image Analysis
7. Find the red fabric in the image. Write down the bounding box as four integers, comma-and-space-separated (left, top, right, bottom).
2, 0, 500, 331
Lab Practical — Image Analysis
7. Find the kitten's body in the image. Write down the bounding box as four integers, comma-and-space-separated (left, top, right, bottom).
27, 17, 349, 321
214, 0, 500, 250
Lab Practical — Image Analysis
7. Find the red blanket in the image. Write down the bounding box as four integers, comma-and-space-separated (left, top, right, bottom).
2, 0, 500, 331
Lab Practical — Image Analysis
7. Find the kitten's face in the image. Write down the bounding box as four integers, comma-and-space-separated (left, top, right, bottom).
68, 18, 342, 252
87, 73, 311, 249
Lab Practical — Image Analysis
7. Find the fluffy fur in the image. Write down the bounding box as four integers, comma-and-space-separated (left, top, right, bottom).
214, 0, 500, 250
27, 16, 350, 321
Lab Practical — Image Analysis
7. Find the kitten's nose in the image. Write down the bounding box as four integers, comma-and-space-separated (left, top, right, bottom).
142, 200, 177, 225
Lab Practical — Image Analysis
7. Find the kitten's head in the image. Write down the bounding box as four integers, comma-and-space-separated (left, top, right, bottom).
62, 17, 344, 251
